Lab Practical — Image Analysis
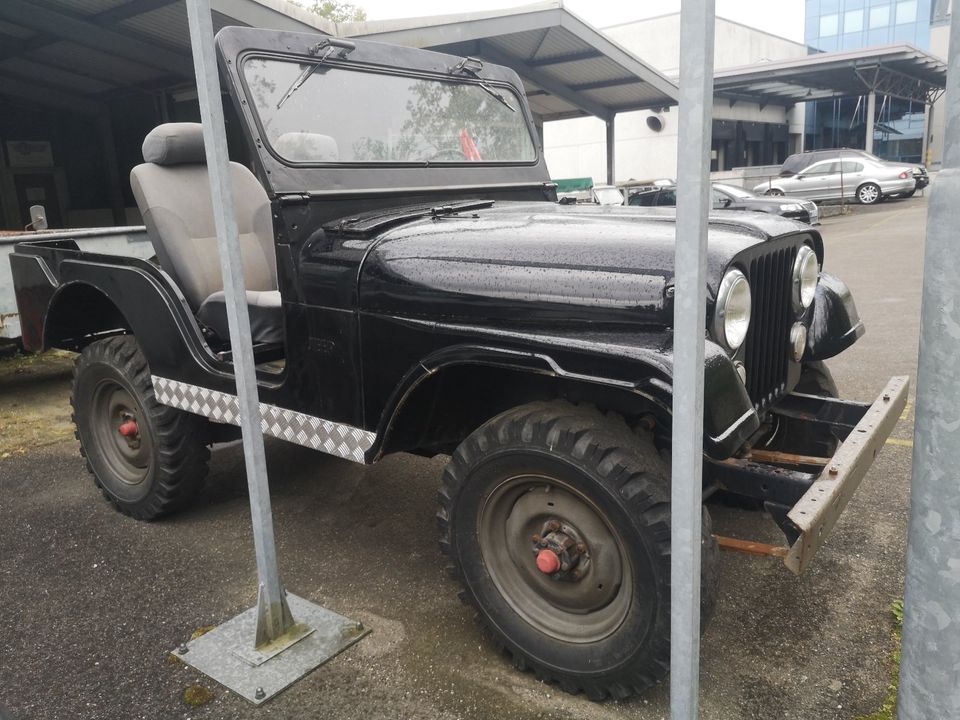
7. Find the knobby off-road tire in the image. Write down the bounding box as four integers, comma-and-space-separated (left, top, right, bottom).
71, 336, 210, 520
437, 401, 719, 700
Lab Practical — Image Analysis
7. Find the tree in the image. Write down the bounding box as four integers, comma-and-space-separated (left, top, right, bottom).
295, 1, 367, 22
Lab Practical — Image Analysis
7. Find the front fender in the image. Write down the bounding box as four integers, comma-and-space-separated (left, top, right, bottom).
806, 272, 864, 361
367, 315, 759, 460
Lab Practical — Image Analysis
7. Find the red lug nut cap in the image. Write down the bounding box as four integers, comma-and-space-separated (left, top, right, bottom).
118, 420, 139, 437
536, 548, 561, 574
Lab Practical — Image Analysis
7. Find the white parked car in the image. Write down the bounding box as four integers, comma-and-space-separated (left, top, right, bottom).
754, 156, 916, 205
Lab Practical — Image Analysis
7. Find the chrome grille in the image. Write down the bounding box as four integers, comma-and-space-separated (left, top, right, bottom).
743, 245, 798, 411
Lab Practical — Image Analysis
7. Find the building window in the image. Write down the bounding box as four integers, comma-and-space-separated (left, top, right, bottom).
844, 9, 865, 32
820, 13, 840, 36
870, 4, 891, 28
896, 1, 918, 24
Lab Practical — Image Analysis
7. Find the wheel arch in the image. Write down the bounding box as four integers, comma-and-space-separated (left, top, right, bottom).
44, 281, 132, 351
374, 349, 674, 460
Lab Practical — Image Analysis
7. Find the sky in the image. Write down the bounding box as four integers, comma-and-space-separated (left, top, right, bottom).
351, 0, 806, 43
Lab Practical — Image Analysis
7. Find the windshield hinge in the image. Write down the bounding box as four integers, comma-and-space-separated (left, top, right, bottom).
277, 193, 311, 206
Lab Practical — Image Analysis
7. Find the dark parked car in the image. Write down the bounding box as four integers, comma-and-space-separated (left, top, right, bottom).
628, 182, 820, 224
8, 27, 906, 700
779, 148, 928, 196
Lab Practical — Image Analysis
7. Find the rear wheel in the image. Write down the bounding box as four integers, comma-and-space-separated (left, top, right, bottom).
437, 401, 719, 700
856, 182, 881, 205
72, 336, 210, 520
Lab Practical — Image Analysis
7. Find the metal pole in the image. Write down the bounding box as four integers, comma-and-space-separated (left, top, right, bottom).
865, 91, 876, 154
605, 117, 615, 186
671, 1, 714, 718
184, 0, 294, 646
897, 8, 960, 718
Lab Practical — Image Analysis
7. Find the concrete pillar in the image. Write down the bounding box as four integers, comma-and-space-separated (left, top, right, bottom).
865, 91, 876, 154
605, 118, 615, 185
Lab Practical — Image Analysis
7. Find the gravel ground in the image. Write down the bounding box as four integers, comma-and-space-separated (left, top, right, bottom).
0, 196, 925, 720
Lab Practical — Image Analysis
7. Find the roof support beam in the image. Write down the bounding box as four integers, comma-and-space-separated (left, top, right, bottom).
95, 0, 180, 24
0, 74, 104, 115
0, 0, 194, 77
570, 77, 637, 91
526, 49, 603, 67
476, 41, 612, 121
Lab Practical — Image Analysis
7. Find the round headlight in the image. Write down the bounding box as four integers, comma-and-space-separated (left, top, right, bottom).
793, 245, 819, 312
713, 269, 752, 351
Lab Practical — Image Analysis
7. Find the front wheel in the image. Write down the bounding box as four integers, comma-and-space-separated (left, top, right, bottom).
437, 401, 719, 700
764, 188, 785, 197
71, 336, 210, 520
856, 182, 881, 205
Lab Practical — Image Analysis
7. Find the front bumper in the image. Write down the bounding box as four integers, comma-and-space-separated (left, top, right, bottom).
706, 375, 909, 575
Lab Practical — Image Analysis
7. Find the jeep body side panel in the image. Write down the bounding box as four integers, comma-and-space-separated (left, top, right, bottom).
9, 253, 55, 351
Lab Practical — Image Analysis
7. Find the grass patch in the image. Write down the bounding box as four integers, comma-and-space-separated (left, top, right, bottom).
183, 684, 216, 706
855, 599, 903, 720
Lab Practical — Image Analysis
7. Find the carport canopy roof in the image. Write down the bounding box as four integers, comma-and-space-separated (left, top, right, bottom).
0, 0, 334, 115
339, 1, 679, 122
713, 44, 947, 107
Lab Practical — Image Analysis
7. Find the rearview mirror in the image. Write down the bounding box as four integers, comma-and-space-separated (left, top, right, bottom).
27, 204, 48, 231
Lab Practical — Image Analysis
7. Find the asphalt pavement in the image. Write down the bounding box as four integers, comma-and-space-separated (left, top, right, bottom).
0, 195, 927, 720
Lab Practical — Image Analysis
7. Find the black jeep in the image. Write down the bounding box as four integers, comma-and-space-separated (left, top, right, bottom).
9, 27, 907, 700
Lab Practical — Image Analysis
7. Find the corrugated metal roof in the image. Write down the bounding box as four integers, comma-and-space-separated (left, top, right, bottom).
0, 19, 34, 38
713, 44, 947, 106
0, 0, 678, 124
45, 0, 130, 15
32, 41, 167, 85
120, 4, 194, 50
0, 56, 117, 94
342, 2, 679, 122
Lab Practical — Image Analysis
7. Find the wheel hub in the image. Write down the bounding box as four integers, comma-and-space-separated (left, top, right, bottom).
89, 380, 153, 488
478, 475, 632, 643
530, 518, 591, 580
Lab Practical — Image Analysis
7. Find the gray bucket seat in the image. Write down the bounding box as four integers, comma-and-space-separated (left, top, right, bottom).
130, 123, 282, 345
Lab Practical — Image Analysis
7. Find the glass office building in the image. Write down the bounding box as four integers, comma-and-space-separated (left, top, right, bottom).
804, 0, 933, 162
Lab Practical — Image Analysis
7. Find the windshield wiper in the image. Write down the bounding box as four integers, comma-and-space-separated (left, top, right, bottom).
451, 56, 516, 113
277, 38, 356, 110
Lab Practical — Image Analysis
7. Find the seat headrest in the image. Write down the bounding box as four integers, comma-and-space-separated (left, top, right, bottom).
142, 123, 206, 165
274, 132, 339, 162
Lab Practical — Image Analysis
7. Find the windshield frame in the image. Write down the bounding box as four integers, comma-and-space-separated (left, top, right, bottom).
238, 51, 540, 170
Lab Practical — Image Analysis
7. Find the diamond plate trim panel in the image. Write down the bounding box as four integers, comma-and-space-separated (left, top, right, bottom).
151, 376, 374, 464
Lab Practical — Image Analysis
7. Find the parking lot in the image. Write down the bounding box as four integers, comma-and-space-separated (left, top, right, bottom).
0, 196, 926, 720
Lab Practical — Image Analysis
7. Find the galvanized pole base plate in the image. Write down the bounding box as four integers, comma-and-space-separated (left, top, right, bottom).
174, 594, 368, 705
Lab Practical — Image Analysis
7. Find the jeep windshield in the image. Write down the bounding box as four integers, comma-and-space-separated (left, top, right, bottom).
242, 57, 537, 165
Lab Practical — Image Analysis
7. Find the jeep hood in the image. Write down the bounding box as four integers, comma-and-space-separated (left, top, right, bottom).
357, 201, 820, 328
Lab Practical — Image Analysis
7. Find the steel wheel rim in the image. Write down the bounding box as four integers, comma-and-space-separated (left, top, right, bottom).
478, 473, 633, 643
89, 379, 153, 487
859, 185, 878, 203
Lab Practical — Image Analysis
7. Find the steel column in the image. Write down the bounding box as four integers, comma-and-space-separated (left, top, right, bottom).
605, 118, 616, 185
865, 91, 876, 154
184, 0, 294, 647
897, 7, 960, 718
671, 1, 715, 719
